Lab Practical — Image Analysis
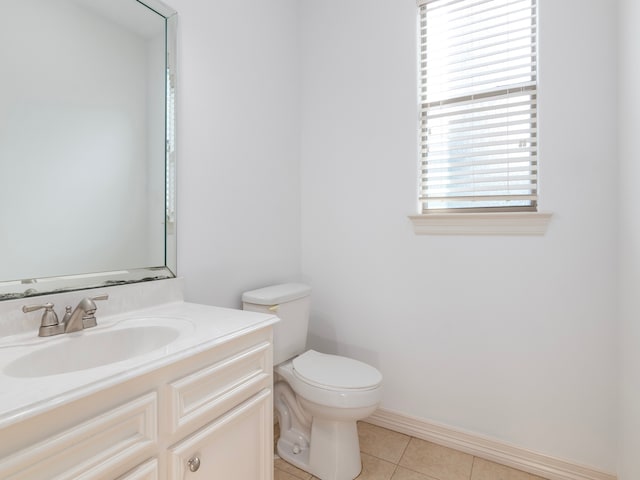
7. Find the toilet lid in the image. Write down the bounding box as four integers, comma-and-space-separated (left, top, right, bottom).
292, 350, 382, 390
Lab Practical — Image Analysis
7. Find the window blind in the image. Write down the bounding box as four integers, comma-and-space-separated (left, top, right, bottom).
418, 0, 538, 212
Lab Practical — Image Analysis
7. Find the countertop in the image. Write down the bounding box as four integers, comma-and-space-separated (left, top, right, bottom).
0, 300, 277, 430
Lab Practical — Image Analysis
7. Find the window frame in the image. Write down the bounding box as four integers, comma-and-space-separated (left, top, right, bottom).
410, 0, 550, 235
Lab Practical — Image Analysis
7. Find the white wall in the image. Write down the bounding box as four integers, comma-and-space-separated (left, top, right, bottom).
299, 0, 619, 472
172, 0, 625, 472
617, 0, 640, 478
173, 0, 302, 307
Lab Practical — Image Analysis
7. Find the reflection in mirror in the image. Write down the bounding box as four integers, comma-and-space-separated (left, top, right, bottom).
0, 0, 177, 300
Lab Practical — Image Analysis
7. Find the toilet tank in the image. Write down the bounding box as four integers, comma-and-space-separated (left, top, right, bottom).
242, 283, 311, 365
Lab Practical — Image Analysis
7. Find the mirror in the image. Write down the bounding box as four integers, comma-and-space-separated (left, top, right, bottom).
0, 0, 177, 300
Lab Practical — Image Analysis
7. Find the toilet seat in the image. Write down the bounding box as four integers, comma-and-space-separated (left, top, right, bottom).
292, 350, 382, 391
276, 351, 382, 410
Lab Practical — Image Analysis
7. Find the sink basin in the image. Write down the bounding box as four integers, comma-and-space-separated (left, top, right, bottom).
4, 325, 181, 378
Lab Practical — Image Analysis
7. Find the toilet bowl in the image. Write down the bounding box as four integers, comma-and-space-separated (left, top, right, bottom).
242, 284, 383, 480
274, 351, 382, 480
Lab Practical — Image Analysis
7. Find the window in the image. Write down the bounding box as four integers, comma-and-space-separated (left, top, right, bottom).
418, 0, 538, 214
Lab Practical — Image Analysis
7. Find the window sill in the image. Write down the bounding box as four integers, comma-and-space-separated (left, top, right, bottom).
408, 212, 552, 236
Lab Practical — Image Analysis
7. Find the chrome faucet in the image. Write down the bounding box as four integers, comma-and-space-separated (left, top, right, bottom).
23, 294, 109, 337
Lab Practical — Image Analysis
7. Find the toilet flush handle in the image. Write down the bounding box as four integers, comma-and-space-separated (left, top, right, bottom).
268, 304, 279, 312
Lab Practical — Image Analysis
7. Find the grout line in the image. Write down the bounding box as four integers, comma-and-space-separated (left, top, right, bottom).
397, 435, 412, 467
469, 456, 478, 480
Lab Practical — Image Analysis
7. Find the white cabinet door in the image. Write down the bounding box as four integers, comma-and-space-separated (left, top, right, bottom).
168, 389, 272, 480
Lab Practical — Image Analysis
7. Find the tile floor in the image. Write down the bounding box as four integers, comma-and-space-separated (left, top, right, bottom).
274, 421, 549, 480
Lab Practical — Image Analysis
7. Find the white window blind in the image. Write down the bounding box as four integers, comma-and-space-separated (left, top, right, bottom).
418, 0, 538, 213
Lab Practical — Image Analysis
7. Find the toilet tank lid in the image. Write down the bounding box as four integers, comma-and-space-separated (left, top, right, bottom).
242, 283, 311, 305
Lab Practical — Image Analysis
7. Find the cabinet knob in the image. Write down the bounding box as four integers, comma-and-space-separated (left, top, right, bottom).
187, 456, 201, 472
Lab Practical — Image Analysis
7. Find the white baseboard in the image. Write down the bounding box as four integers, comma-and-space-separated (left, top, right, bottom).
366, 409, 616, 480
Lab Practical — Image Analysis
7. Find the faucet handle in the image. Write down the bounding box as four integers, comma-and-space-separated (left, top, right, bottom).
22, 302, 64, 337
90, 294, 109, 302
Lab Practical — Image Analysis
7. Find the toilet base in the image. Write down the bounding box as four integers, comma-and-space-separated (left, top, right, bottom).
274, 380, 367, 480
309, 417, 363, 480
276, 436, 311, 472
277, 418, 362, 480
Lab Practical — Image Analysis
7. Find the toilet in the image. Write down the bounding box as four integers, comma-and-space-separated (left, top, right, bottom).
242, 283, 382, 480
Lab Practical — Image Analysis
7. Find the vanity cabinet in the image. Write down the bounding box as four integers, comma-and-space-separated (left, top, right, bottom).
0, 326, 274, 480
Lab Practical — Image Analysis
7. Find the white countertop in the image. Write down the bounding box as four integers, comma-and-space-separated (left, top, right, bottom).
0, 300, 277, 430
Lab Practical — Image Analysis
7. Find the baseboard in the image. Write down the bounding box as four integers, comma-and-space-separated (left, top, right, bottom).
366, 409, 616, 480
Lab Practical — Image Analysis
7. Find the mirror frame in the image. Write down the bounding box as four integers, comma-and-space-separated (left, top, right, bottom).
0, 0, 178, 301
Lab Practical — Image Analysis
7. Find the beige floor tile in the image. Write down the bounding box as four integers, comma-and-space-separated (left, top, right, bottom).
391, 466, 439, 480
358, 422, 411, 464
275, 421, 548, 480
399, 438, 474, 480
275, 469, 307, 480
275, 457, 313, 480
470, 458, 548, 480
355, 452, 397, 480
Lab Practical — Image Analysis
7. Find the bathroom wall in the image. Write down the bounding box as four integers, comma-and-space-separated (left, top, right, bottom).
172, 0, 302, 307
617, 0, 640, 478
172, 0, 622, 472
299, 0, 619, 473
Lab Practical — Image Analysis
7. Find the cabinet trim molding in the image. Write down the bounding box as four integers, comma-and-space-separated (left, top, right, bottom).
0, 392, 157, 480
168, 341, 271, 434
117, 458, 159, 480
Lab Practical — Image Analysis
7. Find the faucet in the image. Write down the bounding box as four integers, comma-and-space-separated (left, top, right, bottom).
64, 294, 109, 333
23, 294, 109, 337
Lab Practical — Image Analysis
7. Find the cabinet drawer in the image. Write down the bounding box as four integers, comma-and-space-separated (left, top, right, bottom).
0, 392, 157, 480
167, 341, 271, 434
117, 458, 158, 480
